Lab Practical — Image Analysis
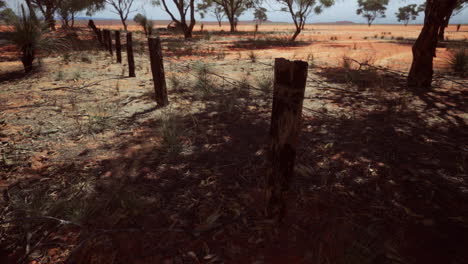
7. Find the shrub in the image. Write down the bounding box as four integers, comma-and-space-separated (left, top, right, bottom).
256, 74, 273, 95
448, 48, 467, 77
10, 6, 48, 73
158, 112, 184, 158
248, 51, 257, 63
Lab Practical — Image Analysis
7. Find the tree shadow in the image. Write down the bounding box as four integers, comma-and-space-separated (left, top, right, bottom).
1, 76, 467, 263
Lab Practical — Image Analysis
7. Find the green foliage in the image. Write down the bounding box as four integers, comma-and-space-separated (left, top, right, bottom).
256, 74, 273, 95
0, 8, 16, 24
57, 0, 105, 27
158, 112, 185, 158
395, 4, 423, 26
356, 0, 389, 27
194, 62, 215, 97
448, 49, 467, 77
253, 7, 267, 24
197, 0, 258, 31
134, 13, 153, 36
197, 0, 225, 27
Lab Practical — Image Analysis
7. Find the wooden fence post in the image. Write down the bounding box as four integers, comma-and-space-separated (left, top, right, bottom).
106, 30, 113, 56
97, 29, 103, 47
115, 31, 122, 63
88, 19, 103, 46
102, 29, 108, 49
126, 32, 136, 77
265, 58, 308, 222
148, 37, 168, 106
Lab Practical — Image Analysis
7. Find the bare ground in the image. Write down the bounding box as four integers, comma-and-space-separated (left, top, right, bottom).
0, 26, 467, 264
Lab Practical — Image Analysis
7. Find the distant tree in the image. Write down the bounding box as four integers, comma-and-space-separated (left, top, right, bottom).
153, 0, 196, 39
105, 0, 139, 31
395, 4, 423, 26
253, 6, 267, 25
197, 0, 225, 27
28, 0, 60, 30
0, 0, 5, 8
198, 0, 258, 32
57, 0, 105, 28
356, 0, 389, 27
133, 13, 153, 36
0, 8, 16, 24
278, 0, 334, 41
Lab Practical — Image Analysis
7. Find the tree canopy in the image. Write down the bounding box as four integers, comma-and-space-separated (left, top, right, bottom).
278, 0, 334, 41
356, 0, 389, 27
395, 4, 423, 26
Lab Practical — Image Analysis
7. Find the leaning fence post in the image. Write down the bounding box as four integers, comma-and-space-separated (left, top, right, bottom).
126, 32, 136, 77
115, 31, 122, 63
265, 58, 308, 222
88, 19, 103, 46
148, 37, 168, 106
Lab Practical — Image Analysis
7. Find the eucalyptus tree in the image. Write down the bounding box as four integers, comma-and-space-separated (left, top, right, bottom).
153, 0, 196, 38
105, 0, 139, 31
395, 4, 423, 26
57, 0, 105, 28
27, 0, 60, 30
197, 0, 225, 27
278, 0, 334, 41
253, 6, 267, 25
356, 0, 389, 26
198, 0, 258, 32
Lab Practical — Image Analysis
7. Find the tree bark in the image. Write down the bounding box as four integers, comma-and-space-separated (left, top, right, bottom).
437, 9, 453, 41
21, 45, 35, 73
126, 32, 136, 77
408, 0, 458, 89
290, 28, 301, 42
148, 37, 169, 106
265, 58, 308, 222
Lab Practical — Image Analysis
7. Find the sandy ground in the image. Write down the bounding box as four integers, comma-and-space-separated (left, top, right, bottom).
0, 24, 467, 264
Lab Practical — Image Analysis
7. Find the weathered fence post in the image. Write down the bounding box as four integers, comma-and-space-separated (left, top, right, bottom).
265, 58, 308, 222
126, 32, 136, 77
88, 19, 103, 46
115, 31, 122, 63
102, 29, 109, 49
106, 30, 113, 56
148, 37, 168, 106
97, 29, 103, 47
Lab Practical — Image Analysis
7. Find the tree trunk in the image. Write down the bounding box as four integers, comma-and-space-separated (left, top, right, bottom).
45, 11, 56, 30
21, 45, 35, 73
408, 0, 458, 89
183, 25, 193, 39
290, 27, 301, 42
71, 13, 75, 28
437, 8, 453, 41
227, 15, 236, 32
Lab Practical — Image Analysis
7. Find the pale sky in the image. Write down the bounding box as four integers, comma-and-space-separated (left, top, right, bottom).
4, 0, 468, 24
